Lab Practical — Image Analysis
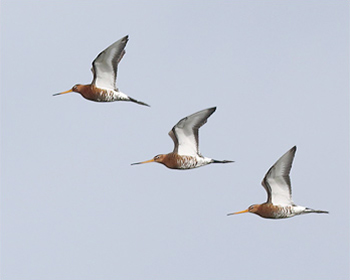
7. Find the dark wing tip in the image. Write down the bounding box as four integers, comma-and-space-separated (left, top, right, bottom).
289, 146, 297, 158
202, 107, 216, 120
208, 106, 217, 113
122, 35, 129, 43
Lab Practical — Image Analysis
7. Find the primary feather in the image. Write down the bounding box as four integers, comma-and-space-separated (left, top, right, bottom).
168, 107, 216, 156
261, 146, 296, 206
91, 35, 128, 90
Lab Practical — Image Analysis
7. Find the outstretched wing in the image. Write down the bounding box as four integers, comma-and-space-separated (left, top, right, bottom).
91, 35, 128, 90
168, 107, 216, 156
261, 146, 296, 206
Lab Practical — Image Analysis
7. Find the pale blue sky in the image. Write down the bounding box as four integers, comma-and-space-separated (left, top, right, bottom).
1, 1, 349, 280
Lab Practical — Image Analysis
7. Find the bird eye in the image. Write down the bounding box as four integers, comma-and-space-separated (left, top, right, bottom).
154, 155, 160, 160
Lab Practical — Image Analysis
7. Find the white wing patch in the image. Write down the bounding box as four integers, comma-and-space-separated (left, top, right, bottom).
169, 107, 216, 157
92, 36, 128, 90
93, 55, 117, 90
173, 125, 198, 156
267, 177, 293, 206
262, 146, 296, 206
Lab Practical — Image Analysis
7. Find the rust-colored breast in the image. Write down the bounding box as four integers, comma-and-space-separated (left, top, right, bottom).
75, 85, 107, 101
159, 153, 181, 169
157, 153, 197, 169
255, 203, 285, 219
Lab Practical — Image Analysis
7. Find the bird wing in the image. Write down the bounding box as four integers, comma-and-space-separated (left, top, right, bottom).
261, 146, 296, 206
91, 35, 128, 90
168, 107, 216, 156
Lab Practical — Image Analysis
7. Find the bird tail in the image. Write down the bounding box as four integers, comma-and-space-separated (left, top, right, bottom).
305, 208, 329, 214
212, 159, 234, 164
128, 96, 150, 107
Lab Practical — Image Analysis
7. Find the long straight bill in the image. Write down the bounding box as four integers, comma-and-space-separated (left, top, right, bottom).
227, 209, 249, 216
131, 158, 155, 165
53, 89, 73, 96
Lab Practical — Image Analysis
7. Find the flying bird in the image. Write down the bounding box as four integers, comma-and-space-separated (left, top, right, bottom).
227, 146, 328, 219
131, 107, 233, 169
53, 35, 149, 106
